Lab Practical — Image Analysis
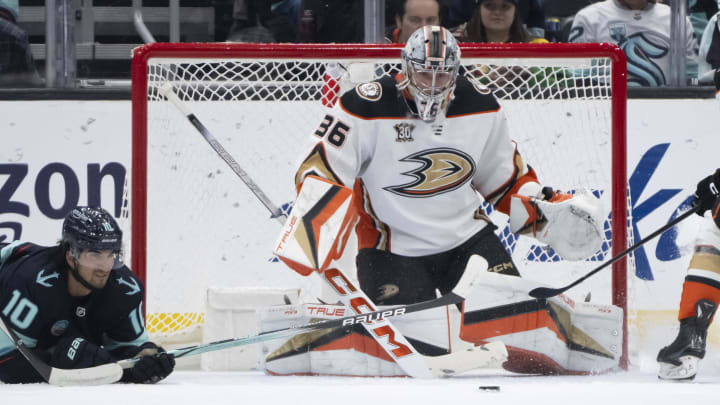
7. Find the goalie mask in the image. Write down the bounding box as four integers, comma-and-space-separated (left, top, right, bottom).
398, 25, 461, 123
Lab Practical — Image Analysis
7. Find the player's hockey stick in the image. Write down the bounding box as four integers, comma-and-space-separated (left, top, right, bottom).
158, 82, 286, 221
120, 257, 505, 377
0, 315, 123, 386
529, 204, 702, 299
160, 83, 506, 377
0, 276, 505, 386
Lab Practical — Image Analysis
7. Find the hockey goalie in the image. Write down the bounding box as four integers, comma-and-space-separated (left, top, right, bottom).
267, 25, 622, 377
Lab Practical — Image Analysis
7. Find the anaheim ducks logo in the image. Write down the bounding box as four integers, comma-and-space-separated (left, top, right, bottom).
384, 148, 475, 197
356, 82, 382, 101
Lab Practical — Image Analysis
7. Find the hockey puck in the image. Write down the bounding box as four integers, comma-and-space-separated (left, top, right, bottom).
478, 385, 500, 392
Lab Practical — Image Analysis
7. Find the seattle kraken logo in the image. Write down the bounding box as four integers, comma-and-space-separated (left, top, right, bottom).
611, 27, 669, 87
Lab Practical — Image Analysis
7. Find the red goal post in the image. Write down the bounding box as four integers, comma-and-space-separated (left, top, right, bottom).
130, 42, 629, 368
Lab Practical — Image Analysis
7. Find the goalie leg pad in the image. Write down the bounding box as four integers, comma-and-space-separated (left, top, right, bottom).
260, 304, 454, 377
460, 271, 623, 374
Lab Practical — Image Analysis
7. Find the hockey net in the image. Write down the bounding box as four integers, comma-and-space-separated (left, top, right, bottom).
130, 43, 631, 367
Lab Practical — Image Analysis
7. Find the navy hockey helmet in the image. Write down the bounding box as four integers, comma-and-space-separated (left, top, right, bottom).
62, 206, 123, 254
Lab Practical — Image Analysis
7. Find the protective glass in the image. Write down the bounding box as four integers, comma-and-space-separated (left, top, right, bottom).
75, 249, 123, 270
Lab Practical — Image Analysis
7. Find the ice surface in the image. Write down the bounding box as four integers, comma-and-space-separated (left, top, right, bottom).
2, 369, 718, 405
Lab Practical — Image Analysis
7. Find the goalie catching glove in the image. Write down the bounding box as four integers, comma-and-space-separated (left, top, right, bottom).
509, 187, 605, 261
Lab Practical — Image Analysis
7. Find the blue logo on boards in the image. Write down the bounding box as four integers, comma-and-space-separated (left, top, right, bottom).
483, 142, 688, 282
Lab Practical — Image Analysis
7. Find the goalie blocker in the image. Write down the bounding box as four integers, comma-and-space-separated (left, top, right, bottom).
268, 176, 622, 376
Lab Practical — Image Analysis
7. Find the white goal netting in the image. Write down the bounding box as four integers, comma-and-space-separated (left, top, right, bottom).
130, 43, 632, 365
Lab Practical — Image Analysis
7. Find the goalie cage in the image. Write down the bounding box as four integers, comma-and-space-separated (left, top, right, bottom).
129, 42, 639, 371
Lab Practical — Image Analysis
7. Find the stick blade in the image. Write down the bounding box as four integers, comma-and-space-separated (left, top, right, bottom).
427, 341, 508, 377
47, 363, 124, 386
528, 286, 560, 299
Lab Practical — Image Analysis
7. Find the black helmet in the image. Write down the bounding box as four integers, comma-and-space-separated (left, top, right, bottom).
62, 206, 122, 253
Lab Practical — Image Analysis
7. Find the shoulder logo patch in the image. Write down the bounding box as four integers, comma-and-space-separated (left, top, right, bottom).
383, 148, 476, 198
116, 276, 141, 296
356, 81, 382, 101
470, 79, 491, 95
36, 269, 60, 287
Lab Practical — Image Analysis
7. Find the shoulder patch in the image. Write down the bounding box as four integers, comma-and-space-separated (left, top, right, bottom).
35, 269, 60, 287
355, 81, 382, 101
469, 79, 491, 95
340, 76, 407, 119
112, 267, 143, 296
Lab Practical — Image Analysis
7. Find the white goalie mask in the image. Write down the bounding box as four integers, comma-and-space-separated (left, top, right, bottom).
398, 25, 461, 123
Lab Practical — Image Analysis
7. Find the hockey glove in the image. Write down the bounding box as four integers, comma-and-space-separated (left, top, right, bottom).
508, 186, 572, 235
119, 341, 175, 384
693, 169, 720, 215
509, 188, 604, 261
50, 335, 113, 369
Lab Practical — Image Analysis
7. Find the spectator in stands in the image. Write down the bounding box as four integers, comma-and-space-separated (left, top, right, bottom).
460, 0, 548, 43
297, 0, 364, 43
227, 0, 276, 42
688, 0, 718, 41
569, 0, 698, 87
0, 0, 40, 86
387, 0, 442, 43
698, 9, 720, 90
446, 0, 545, 39
227, 0, 299, 43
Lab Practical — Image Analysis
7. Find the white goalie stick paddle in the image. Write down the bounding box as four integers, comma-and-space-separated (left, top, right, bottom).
0, 315, 123, 386
315, 256, 503, 378
304, 255, 505, 378
160, 83, 507, 378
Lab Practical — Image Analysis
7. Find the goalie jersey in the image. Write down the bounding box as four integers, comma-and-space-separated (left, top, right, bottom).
295, 75, 539, 257
569, 0, 698, 87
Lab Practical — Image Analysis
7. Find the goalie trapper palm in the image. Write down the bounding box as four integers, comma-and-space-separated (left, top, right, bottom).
509, 189, 605, 261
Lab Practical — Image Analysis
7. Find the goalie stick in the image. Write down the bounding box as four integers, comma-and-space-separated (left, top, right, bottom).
158, 82, 286, 221
160, 83, 506, 378
0, 262, 504, 386
529, 204, 702, 299
127, 256, 506, 378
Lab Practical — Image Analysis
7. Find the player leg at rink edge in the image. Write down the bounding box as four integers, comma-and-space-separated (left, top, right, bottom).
0, 207, 175, 384
658, 169, 720, 381
269, 174, 622, 377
